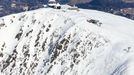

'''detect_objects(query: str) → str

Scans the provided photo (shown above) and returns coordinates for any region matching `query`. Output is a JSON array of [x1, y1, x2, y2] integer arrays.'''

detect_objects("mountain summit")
[[0, 0, 134, 20], [0, 6, 134, 75]]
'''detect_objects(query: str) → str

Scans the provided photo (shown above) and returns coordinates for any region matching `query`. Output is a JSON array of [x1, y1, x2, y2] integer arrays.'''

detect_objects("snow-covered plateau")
[[0, 6, 134, 75]]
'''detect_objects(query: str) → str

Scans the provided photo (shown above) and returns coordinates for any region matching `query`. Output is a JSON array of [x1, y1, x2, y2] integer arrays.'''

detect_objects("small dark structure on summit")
[[47, 0, 61, 9]]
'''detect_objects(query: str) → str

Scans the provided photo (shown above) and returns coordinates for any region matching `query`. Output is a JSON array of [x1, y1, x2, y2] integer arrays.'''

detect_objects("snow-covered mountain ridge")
[[0, 6, 134, 75]]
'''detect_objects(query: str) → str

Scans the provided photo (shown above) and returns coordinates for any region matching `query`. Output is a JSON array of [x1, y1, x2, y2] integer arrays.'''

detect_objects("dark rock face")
[[0, 9, 110, 75]]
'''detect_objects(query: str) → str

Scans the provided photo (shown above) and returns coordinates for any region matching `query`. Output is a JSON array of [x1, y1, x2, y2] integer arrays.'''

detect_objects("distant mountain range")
[[0, 0, 134, 20], [76, 0, 134, 20]]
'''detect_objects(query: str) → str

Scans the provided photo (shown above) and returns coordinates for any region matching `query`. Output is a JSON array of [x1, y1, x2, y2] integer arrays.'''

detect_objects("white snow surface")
[[0, 6, 134, 75]]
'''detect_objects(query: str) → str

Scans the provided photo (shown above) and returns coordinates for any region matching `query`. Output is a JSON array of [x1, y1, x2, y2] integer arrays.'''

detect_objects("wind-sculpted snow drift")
[[0, 6, 134, 75]]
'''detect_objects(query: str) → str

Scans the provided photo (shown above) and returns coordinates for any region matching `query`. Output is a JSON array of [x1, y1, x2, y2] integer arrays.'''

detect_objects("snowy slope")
[[0, 6, 134, 75]]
